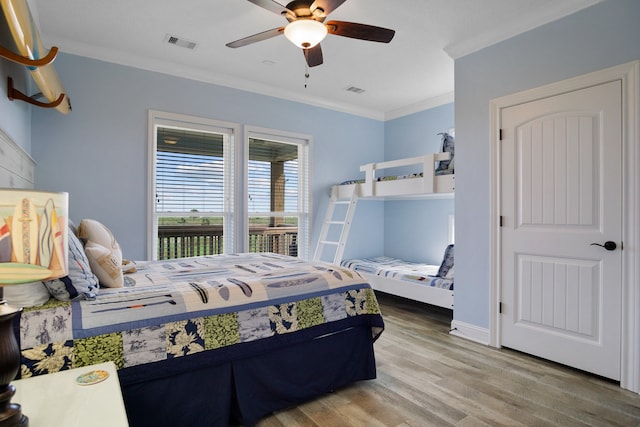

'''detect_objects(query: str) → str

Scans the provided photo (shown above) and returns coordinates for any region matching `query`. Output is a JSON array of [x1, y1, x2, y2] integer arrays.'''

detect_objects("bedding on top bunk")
[[18, 252, 384, 378], [339, 172, 424, 186], [339, 169, 453, 186]]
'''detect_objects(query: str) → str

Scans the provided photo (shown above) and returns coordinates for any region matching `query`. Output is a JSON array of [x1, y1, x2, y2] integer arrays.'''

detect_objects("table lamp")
[[0, 189, 68, 427]]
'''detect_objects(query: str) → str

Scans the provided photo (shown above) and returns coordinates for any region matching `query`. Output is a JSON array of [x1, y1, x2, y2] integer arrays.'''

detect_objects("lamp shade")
[[0, 189, 68, 284], [284, 20, 328, 49]]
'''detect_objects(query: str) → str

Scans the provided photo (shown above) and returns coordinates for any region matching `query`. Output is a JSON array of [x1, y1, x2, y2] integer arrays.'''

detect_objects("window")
[[148, 111, 238, 260], [244, 128, 311, 260], [148, 113, 311, 261]]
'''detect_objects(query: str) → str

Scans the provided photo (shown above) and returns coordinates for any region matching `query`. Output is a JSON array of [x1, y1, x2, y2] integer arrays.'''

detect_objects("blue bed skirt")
[[119, 324, 377, 426]]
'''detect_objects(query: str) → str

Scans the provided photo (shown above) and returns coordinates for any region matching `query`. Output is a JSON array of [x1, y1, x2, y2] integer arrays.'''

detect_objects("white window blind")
[[247, 139, 299, 216], [156, 129, 225, 213]]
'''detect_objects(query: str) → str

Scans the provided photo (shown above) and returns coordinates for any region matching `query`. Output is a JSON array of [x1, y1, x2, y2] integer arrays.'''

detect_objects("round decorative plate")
[[76, 369, 109, 386]]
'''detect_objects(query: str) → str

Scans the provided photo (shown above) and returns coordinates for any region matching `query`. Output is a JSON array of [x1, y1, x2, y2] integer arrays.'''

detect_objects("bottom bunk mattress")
[[341, 256, 453, 290], [17, 253, 384, 426]]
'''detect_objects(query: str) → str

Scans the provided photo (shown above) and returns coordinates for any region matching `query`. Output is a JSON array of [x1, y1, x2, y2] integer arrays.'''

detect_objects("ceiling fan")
[[226, 0, 395, 67]]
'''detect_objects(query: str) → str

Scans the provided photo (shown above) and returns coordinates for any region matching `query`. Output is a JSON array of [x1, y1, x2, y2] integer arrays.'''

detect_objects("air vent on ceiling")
[[164, 34, 197, 50], [345, 86, 365, 94]]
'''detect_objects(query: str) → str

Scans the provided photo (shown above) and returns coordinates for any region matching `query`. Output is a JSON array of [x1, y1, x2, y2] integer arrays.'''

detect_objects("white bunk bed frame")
[[357, 271, 454, 309], [317, 153, 454, 309], [335, 152, 454, 199]]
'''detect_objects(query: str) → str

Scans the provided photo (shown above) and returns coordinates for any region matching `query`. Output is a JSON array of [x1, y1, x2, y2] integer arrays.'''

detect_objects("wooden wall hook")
[[7, 76, 65, 109], [0, 44, 58, 67]]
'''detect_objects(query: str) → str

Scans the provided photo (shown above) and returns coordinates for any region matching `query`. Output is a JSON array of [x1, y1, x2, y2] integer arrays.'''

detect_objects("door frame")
[[489, 60, 640, 392]]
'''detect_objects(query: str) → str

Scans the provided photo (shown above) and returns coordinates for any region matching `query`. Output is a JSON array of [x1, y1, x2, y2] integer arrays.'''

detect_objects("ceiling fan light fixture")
[[284, 20, 327, 49]]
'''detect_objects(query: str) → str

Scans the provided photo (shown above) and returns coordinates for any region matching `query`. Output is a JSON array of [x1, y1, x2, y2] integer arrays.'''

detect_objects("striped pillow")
[[43, 228, 100, 301]]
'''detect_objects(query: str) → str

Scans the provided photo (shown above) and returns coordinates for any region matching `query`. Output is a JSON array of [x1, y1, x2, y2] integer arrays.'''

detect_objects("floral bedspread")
[[19, 253, 383, 378]]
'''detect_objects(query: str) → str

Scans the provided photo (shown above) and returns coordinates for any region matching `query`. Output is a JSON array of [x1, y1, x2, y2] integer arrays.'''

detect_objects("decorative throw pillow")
[[436, 244, 454, 278], [3, 282, 50, 307], [78, 219, 118, 248], [78, 219, 124, 288], [84, 241, 124, 287], [43, 228, 100, 301], [435, 132, 455, 175]]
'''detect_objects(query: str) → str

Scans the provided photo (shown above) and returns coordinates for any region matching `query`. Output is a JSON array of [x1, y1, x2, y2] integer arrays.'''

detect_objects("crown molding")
[[444, 0, 603, 59], [384, 92, 454, 121]]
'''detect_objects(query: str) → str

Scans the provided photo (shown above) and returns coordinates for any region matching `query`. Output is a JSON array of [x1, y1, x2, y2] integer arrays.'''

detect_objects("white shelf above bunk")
[[334, 153, 454, 200]]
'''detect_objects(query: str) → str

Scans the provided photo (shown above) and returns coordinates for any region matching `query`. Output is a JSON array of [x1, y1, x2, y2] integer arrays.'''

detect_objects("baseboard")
[[449, 320, 490, 345]]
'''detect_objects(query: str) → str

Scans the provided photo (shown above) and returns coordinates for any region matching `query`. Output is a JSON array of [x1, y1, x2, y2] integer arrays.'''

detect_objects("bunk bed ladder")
[[313, 185, 358, 265]]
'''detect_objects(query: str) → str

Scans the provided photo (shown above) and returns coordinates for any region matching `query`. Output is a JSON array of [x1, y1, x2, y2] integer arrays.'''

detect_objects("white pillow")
[[84, 241, 124, 288], [3, 282, 50, 308], [78, 219, 119, 248], [78, 219, 124, 288]]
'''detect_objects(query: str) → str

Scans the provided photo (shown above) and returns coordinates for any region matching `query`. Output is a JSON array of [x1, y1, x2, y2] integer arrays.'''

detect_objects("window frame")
[[147, 110, 240, 260], [242, 126, 312, 260]]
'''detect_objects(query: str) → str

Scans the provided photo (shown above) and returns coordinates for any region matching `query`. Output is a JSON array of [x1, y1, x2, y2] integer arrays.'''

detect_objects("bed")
[[341, 245, 454, 309], [16, 251, 384, 426]]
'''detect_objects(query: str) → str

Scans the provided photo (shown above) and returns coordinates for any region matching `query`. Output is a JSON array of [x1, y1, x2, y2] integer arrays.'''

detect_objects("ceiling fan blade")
[[246, 0, 292, 16], [226, 27, 285, 48], [303, 45, 323, 67], [310, 0, 347, 17], [326, 20, 395, 43]]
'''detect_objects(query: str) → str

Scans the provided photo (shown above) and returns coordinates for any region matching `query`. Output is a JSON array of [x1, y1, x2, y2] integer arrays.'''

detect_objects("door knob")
[[590, 241, 617, 251]]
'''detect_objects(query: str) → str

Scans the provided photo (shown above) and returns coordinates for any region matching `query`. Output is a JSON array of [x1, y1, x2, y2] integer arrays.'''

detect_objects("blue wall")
[[30, 53, 385, 260], [384, 105, 453, 160], [454, 0, 640, 328], [383, 104, 454, 264], [0, 46, 31, 153]]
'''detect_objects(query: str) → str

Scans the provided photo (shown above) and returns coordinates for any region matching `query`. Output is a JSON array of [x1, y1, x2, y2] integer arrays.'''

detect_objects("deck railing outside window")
[[157, 225, 298, 260]]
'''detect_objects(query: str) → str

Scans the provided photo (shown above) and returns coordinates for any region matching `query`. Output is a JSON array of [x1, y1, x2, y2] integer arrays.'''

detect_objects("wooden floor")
[[257, 292, 640, 427]]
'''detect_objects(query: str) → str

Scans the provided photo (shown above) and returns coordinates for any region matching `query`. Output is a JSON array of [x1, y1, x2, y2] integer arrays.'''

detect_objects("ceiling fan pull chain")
[[304, 63, 310, 88]]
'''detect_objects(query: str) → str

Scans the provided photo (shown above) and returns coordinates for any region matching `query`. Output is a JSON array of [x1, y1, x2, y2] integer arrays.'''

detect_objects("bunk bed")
[[319, 151, 455, 309]]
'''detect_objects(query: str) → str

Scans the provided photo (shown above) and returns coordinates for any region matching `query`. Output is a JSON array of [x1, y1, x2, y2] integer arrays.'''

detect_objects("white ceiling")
[[30, 0, 601, 120]]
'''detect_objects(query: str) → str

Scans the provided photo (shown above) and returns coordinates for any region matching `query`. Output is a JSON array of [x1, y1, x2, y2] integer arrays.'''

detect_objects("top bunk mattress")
[[340, 256, 453, 290]]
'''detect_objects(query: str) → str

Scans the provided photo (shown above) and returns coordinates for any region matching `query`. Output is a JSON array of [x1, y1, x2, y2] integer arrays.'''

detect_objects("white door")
[[500, 80, 622, 380]]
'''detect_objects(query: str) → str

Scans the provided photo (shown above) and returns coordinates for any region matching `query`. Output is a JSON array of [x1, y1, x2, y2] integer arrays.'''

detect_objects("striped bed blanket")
[[341, 256, 453, 290]]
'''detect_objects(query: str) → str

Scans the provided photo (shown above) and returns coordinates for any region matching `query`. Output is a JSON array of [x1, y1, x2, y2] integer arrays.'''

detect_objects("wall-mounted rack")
[[7, 76, 65, 109], [0, 43, 58, 67], [1, 0, 71, 114]]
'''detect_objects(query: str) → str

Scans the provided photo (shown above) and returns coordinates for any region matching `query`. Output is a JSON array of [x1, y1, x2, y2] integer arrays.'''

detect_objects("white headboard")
[[0, 128, 35, 189]]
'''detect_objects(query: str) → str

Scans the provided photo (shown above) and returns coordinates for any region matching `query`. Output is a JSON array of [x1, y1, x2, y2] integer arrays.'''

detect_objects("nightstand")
[[12, 361, 128, 426]]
